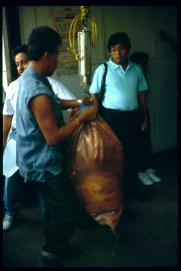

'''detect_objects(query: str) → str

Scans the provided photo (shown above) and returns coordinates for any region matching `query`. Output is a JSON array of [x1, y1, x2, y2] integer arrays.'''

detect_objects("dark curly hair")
[[12, 44, 28, 59], [27, 26, 62, 60], [107, 32, 131, 52]]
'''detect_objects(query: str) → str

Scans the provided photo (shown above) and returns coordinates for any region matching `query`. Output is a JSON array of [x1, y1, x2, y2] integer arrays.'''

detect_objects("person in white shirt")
[[130, 51, 161, 186], [3, 44, 87, 231], [3, 46, 29, 232]]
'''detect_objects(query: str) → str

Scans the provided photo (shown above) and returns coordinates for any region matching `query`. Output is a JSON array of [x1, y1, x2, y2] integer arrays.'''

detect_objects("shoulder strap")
[[99, 63, 108, 102]]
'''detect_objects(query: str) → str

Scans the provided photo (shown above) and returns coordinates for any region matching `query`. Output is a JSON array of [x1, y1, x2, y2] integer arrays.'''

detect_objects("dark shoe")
[[41, 249, 64, 267]]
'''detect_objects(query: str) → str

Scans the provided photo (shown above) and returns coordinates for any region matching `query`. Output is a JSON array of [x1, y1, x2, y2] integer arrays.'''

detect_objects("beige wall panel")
[[18, 5, 177, 152]]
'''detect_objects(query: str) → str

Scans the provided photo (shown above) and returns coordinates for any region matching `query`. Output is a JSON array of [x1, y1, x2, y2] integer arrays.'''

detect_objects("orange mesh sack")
[[67, 114, 124, 231]]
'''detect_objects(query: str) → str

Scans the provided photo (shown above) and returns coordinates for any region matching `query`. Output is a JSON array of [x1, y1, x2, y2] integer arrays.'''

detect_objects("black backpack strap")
[[99, 63, 108, 103]]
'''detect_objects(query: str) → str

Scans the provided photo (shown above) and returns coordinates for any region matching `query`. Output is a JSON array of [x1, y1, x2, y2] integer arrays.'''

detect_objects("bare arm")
[[60, 96, 92, 110], [138, 91, 148, 131], [3, 115, 13, 148], [30, 95, 95, 145], [60, 99, 80, 110], [90, 94, 99, 114]]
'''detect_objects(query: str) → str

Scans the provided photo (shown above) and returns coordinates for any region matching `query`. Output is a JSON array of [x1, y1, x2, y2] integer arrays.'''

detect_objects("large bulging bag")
[[67, 113, 124, 231]]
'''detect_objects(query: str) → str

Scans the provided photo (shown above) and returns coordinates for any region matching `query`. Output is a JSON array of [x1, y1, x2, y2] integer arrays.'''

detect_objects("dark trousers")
[[138, 110, 152, 171], [101, 107, 143, 189], [31, 172, 80, 255]]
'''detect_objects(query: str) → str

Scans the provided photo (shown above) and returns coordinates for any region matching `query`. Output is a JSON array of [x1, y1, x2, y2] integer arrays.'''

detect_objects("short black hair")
[[12, 44, 28, 59], [27, 26, 62, 61], [107, 32, 131, 52], [130, 51, 149, 65]]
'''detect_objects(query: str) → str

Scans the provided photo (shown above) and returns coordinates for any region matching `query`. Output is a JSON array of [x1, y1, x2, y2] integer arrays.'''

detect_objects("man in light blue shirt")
[[89, 32, 149, 198], [3, 42, 92, 232], [16, 26, 94, 267], [3, 45, 77, 232]]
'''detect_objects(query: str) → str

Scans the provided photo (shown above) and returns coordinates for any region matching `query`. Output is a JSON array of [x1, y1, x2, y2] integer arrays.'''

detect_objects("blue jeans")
[[3, 170, 45, 217], [3, 171, 25, 217]]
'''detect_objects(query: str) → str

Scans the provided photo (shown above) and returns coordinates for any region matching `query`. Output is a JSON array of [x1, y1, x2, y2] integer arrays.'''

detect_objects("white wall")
[[18, 5, 177, 153]]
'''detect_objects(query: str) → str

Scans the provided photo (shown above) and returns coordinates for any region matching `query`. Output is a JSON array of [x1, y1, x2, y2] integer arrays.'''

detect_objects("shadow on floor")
[[2, 148, 178, 267]]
